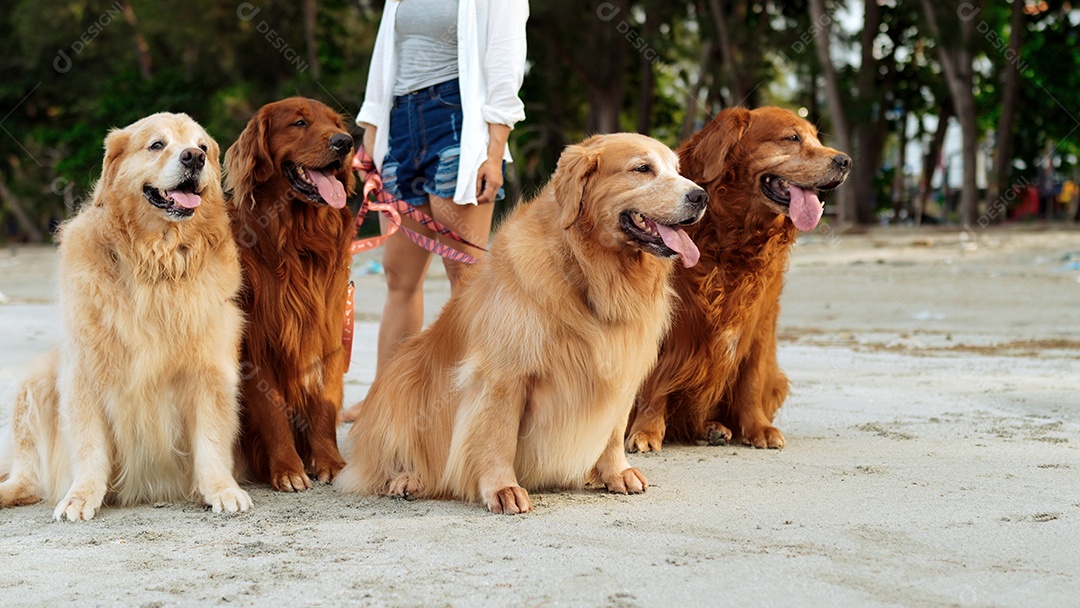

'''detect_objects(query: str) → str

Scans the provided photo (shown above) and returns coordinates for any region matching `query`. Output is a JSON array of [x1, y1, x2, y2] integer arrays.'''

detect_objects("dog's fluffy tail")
[[0, 372, 18, 480], [0, 352, 66, 505], [0, 419, 12, 480]]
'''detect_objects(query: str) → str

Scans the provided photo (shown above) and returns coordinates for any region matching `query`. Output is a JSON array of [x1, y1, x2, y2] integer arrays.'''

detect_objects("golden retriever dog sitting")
[[336, 133, 707, 514], [627, 106, 851, 452], [0, 113, 251, 520]]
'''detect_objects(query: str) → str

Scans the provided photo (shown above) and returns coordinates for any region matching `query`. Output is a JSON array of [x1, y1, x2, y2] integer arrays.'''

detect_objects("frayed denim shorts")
[[382, 78, 503, 206]]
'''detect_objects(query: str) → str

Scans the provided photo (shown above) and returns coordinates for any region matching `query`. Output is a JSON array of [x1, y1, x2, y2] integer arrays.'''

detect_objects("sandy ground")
[[0, 225, 1078, 607]]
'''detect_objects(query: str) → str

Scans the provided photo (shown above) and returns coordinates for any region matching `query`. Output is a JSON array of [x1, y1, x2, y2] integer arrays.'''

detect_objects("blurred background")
[[0, 0, 1077, 243]]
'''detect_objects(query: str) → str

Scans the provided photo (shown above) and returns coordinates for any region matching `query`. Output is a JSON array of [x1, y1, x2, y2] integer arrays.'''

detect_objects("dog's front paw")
[[626, 429, 664, 453], [206, 486, 253, 514], [311, 458, 345, 485], [742, 425, 786, 449], [271, 469, 313, 492], [604, 467, 648, 494], [485, 486, 532, 515], [704, 421, 733, 446], [54, 489, 104, 522], [387, 473, 422, 499]]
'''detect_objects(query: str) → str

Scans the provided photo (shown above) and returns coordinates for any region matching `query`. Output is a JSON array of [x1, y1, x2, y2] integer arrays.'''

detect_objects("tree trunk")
[[990, 0, 1024, 221], [586, 0, 628, 133], [920, 0, 980, 226], [916, 105, 952, 225], [849, 0, 883, 224], [707, 0, 746, 105], [680, 39, 715, 141], [852, 121, 886, 224], [892, 108, 909, 222], [0, 178, 46, 243], [636, 11, 657, 134], [120, 2, 153, 80], [808, 0, 855, 224], [588, 88, 623, 134], [304, 0, 321, 79]]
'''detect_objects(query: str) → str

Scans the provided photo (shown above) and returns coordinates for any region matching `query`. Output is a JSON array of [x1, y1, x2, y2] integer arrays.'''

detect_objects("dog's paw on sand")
[[626, 429, 664, 453], [704, 422, 733, 446], [387, 473, 422, 499], [54, 490, 104, 522], [205, 486, 252, 514], [742, 425, 786, 449], [271, 469, 313, 493], [486, 486, 531, 515], [603, 467, 648, 494], [310, 454, 346, 485]]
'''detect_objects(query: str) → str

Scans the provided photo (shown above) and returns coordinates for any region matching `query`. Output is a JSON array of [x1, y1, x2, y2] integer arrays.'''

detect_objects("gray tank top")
[[393, 0, 459, 96]]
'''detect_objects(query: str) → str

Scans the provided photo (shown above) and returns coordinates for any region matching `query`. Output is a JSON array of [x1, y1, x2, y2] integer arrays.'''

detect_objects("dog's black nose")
[[686, 188, 709, 210], [832, 154, 852, 172], [180, 147, 205, 171], [330, 133, 354, 156]]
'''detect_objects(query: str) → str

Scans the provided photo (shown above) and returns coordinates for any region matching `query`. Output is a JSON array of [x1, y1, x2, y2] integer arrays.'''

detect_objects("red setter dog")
[[224, 98, 355, 491], [627, 107, 850, 452]]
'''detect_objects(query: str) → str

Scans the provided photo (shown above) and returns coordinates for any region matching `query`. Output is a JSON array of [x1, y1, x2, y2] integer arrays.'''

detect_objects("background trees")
[[1, 0, 1077, 242]]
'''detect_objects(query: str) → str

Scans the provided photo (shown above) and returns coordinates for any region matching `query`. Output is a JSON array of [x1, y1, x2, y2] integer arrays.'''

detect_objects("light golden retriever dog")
[[336, 133, 707, 514], [0, 113, 251, 521]]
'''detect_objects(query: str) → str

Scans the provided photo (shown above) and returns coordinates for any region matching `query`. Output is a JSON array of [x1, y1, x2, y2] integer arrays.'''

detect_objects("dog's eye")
[[199, 144, 208, 152], [293, 119, 308, 127], [149, 141, 165, 151], [633, 164, 652, 174], [787, 134, 801, 143]]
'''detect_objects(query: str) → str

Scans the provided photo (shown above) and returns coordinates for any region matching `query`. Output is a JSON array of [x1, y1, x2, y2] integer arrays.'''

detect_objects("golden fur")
[[336, 133, 707, 513], [224, 98, 356, 492], [0, 113, 250, 520], [627, 106, 851, 452]]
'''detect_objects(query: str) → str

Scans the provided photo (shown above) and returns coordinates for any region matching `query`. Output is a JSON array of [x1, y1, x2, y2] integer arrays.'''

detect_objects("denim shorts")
[[382, 78, 503, 206]]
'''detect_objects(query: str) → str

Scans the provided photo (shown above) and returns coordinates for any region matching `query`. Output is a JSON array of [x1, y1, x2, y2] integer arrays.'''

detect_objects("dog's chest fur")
[[235, 200, 351, 397], [58, 210, 242, 505], [495, 252, 673, 489]]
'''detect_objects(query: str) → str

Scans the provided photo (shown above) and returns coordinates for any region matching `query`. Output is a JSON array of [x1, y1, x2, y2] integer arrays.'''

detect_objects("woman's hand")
[[476, 123, 511, 205], [475, 156, 504, 205], [358, 123, 377, 181]]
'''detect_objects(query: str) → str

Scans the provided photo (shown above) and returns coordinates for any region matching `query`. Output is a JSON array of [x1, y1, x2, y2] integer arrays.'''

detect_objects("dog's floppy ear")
[[340, 136, 357, 198], [93, 128, 130, 206], [224, 108, 274, 206], [201, 132, 225, 202], [553, 142, 600, 229], [680, 107, 751, 183]]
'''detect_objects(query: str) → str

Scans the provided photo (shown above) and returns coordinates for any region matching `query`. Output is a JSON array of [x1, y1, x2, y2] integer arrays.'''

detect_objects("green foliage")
[[1, 0, 1078, 240]]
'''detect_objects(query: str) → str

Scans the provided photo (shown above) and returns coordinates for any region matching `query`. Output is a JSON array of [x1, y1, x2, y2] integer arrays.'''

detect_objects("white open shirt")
[[356, 0, 529, 205]]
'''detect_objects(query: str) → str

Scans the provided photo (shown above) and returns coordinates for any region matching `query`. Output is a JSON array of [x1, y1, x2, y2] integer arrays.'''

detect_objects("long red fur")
[[628, 106, 850, 450], [224, 97, 356, 490]]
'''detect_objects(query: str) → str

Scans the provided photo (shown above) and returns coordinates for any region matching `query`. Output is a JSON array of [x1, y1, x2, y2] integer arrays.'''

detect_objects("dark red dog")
[[224, 97, 355, 491], [627, 107, 850, 452]]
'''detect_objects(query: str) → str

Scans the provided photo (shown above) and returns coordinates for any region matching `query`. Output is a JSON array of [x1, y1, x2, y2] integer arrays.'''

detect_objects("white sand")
[[0, 226, 1078, 607]]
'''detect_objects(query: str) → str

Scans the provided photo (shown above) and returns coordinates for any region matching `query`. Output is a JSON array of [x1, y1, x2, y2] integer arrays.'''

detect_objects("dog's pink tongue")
[[307, 169, 347, 209], [166, 190, 201, 209], [789, 185, 822, 232], [655, 223, 701, 268]]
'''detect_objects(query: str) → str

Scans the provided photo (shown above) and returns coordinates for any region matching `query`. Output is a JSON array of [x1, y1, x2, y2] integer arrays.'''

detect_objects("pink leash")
[[342, 147, 487, 371]]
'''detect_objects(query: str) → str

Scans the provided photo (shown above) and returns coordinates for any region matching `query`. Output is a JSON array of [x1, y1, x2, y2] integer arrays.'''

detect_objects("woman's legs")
[[429, 194, 494, 290], [340, 196, 495, 423], [340, 208, 434, 423], [375, 208, 435, 372]]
